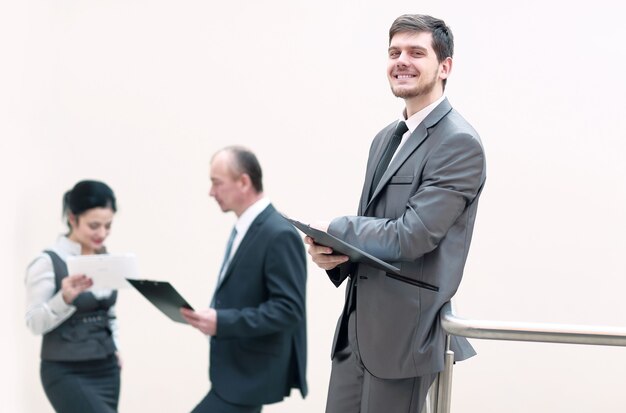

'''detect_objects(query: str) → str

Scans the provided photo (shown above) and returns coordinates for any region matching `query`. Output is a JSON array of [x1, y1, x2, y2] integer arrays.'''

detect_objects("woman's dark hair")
[[63, 180, 117, 228]]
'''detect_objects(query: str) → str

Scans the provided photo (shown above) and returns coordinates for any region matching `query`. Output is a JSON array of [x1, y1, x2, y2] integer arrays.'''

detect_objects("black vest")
[[41, 250, 118, 361]]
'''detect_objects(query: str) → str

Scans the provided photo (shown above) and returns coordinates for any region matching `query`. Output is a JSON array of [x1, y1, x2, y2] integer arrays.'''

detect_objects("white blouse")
[[25, 236, 120, 349]]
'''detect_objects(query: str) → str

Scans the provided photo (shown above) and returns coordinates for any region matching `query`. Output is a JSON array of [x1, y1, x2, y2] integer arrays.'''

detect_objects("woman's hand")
[[61, 274, 93, 304]]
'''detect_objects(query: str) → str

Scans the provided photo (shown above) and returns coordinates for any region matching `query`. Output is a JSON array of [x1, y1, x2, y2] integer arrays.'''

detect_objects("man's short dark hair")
[[223, 146, 264, 193], [389, 14, 454, 63]]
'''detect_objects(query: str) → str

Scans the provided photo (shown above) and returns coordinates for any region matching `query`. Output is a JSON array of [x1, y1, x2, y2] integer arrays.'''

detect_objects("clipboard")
[[285, 217, 401, 274], [127, 279, 193, 324]]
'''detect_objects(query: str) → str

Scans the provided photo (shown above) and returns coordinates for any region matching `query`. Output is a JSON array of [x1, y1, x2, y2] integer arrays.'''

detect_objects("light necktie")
[[218, 227, 237, 282], [369, 121, 409, 200]]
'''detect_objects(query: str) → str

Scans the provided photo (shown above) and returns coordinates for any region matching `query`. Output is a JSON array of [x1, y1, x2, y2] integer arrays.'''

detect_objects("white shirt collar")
[[235, 197, 271, 235], [389, 95, 447, 165], [220, 197, 271, 273], [403, 94, 446, 134], [55, 235, 83, 257]]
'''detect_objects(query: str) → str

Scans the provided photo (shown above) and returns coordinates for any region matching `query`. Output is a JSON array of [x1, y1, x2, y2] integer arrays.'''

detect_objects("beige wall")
[[3, 1, 626, 412]]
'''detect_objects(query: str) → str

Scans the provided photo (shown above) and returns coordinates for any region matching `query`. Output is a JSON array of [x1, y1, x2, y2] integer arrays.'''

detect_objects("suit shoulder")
[[373, 121, 398, 140], [367, 121, 399, 154], [263, 209, 301, 237], [441, 109, 481, 139], [427, 109, 483, 155]]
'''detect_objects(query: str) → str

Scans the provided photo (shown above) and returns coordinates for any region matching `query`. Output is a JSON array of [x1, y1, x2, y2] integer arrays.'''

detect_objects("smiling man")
[[306, 14, 487, 413]]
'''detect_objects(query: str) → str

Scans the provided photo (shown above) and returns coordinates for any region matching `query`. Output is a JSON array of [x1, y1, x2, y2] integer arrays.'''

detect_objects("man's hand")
[[180, 307, 217, 336], [304, 236, 349, 270], [61, 274, 93, 304]]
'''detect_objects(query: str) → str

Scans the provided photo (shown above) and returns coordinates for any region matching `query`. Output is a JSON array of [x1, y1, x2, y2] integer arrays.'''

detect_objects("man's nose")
[[396, 51, 409, 65]]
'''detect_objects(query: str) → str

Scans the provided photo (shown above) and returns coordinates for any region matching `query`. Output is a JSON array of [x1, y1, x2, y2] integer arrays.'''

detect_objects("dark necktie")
[[218, 227, 237, 282], [369, 121, 409, 200]]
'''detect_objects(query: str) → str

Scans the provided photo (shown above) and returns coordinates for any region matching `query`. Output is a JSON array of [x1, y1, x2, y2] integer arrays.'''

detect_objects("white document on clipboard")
[[66, 253, 138, 290]]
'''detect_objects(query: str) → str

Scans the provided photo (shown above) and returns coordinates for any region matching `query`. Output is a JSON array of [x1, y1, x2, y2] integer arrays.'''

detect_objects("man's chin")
[[391, 86, 418, 99]]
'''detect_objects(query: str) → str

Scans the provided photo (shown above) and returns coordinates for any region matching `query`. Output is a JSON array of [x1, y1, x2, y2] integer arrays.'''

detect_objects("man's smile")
[[394, 73, 417, 79]]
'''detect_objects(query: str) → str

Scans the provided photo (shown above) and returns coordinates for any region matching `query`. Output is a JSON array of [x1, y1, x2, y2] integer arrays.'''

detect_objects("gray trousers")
[[325, 311, 436, 413]]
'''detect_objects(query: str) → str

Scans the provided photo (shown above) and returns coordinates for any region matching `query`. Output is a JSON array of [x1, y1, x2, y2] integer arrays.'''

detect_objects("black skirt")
[[40, 354, 120, 413]]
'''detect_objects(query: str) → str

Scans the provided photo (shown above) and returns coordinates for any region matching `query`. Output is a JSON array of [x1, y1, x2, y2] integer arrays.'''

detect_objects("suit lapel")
[[215, 205, 274, 291], [365, 99, 453, 211]]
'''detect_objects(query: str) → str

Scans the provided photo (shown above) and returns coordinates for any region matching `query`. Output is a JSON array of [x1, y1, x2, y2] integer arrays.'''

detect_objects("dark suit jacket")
[[328, 99, 486, 379], [210, 204, 307, 406]]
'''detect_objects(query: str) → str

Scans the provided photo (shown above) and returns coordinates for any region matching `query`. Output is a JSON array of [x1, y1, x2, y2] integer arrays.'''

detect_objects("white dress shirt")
[[25, 236, 120, 348]]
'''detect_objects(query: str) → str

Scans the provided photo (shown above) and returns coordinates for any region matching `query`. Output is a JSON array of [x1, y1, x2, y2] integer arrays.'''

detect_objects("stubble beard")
[[390, 73, 438, 99]]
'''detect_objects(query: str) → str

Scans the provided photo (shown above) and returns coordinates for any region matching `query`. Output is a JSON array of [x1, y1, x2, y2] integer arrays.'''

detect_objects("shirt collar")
[[402, 95, 446, 134], [56, 235, 83, 256], [234, 197, 271, 235]]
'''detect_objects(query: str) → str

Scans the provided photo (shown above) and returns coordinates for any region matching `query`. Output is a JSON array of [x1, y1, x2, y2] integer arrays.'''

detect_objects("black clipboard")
[[127, 279, 193, 324], [285, 217, 401, 274]]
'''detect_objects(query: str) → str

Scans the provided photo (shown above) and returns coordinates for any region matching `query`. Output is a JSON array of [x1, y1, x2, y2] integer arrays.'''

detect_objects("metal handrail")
[[425, 302, 626, 413], [439, 302, 626, 346]]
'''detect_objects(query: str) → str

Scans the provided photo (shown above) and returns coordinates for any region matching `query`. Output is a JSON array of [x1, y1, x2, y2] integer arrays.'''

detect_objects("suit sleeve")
[[326, 262, 355, 287], [216, 229, 306, 338], [329, 132, 485, 262]]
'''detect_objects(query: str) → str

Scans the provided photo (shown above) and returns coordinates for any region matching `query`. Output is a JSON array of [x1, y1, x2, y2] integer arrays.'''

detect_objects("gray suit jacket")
[[327, 99, 486, 379]]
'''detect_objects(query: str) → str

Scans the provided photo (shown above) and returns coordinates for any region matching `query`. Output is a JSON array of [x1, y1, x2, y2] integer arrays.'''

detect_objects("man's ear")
[[239, 173, 253, 191], [439, 56, 453, 80]]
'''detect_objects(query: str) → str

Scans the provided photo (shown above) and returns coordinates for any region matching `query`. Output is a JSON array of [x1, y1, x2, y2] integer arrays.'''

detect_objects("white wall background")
[[2, 0, 626, 412]]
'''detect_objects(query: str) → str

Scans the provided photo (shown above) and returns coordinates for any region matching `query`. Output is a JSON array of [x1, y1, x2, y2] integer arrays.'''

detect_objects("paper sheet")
[[66, 253, 138, 290]]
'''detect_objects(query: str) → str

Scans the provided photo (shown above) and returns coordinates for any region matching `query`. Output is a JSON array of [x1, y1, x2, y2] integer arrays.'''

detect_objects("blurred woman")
[[25, 180, 121, 413]]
